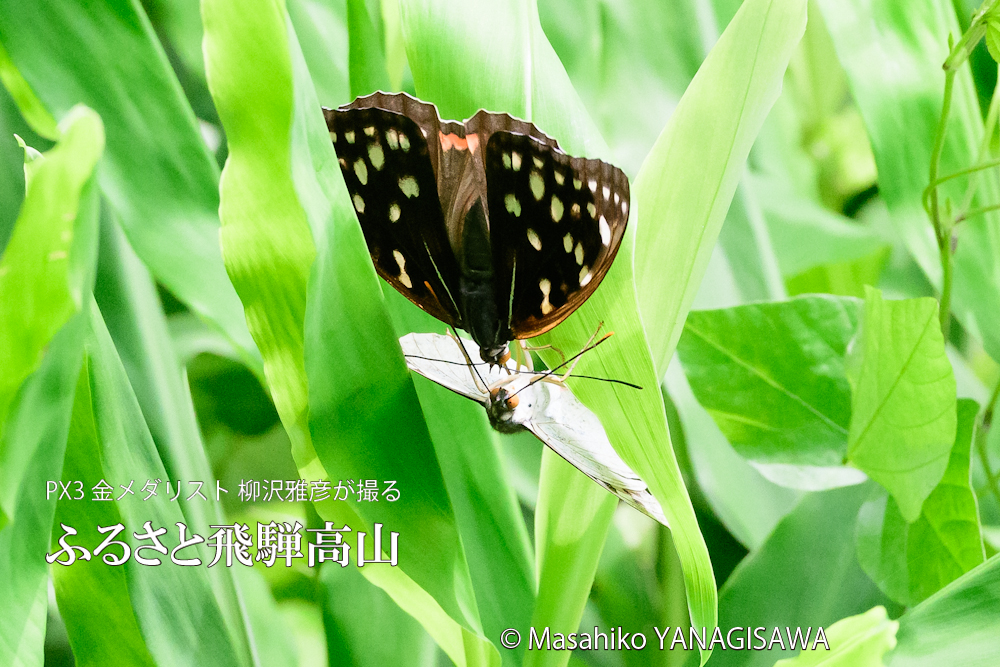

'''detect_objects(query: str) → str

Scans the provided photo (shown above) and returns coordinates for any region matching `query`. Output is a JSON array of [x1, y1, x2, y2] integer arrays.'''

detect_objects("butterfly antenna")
[[508, 331, 616, 399], [448, 326, 489, 393]]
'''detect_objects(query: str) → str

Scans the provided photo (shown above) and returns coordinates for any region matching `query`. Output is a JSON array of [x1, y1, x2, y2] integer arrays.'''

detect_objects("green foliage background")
[[1, 0, 999, 666]]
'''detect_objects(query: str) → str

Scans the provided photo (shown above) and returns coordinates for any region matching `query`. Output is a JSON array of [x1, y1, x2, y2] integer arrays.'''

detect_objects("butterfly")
[[324, 92, 630, 365], [399, 331, 667, 526]]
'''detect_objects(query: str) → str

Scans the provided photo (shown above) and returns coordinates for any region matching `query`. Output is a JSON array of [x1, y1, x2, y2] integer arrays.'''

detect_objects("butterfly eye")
[[505, 394, 519, 409]]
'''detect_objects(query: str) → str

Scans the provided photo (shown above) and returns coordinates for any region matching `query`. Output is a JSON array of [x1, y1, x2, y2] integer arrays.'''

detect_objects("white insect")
[[399, 332, 668, 526]]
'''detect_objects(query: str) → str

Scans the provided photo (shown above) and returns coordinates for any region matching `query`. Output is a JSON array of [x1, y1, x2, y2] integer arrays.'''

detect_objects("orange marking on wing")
[[439, 132, 471, 152], [466, 134, 480, 154]]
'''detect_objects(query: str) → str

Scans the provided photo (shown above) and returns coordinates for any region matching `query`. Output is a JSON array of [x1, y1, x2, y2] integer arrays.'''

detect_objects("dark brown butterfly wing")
[[483, 131, 629, 339]]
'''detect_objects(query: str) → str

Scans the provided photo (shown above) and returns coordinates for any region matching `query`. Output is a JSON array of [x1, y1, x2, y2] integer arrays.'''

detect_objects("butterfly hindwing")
[[483, 131, 630, 339], [325, 105, 464, 326]]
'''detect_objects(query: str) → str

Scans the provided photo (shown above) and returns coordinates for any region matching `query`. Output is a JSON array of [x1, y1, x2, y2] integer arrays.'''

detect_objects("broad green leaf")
[[634, 0, 807, 375], [678, 295, 859, 466], [347, 0, 391, 97], [0, 0, 261, 375], [886, 554, 1000, 666], [0, 107, 102, 516], [786, 247, 891, 299], [92, 218, 289, 666], [774, 606, 898, 667], [816, 0, 1000, 364], [538, 0, 704, 175], [288, 0, 351, 107], [202, 2, 494, 664], [855, 399, 985, 606], [524, 452, 616, 667], [52, 361, 157, 667], [322, 562, 436, 665], [0, 39, 57, 140], [716, 180, 788, 304], [847, 288, 957, 522], [714, 483, 893, 667], [664, 361, 802, 550], [73, 299, 239, 666], [0, 314, 86, 667]]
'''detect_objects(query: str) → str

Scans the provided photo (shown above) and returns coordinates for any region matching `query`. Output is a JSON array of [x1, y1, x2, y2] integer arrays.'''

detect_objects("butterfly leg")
[[521, 342, 566, 366], [447, 326, 489, 394], [509, 340, 534, 373], [558, 321, 607, 382]]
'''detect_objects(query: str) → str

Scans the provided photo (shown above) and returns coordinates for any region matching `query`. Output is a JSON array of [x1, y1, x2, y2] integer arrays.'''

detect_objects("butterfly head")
[[481, 345, 511, 366], [486, 385, 522, 433]]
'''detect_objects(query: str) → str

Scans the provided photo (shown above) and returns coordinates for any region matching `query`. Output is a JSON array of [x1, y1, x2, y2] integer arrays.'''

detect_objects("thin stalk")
[[928, 67, 957, 338], [976, 378, 1000, 508], [956, 201, 1000, 223]]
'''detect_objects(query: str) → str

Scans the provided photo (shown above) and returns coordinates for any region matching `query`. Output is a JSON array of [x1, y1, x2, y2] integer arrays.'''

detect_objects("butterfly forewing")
[[325, 105, 463, 326], [483, 131, 630, 339]]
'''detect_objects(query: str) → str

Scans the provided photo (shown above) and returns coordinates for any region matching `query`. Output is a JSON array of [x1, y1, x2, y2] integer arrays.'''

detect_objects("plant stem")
[[928, 67, 957, 339], [976, 378, 1000, 509]]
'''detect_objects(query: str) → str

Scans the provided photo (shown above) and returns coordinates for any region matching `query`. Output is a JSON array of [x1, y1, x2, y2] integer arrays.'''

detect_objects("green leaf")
[[886, 554, 1000, 665], [634, 0, 807, 374], [714, 484, 893, 667], [202, 2, 496, 664], [71, 299, 240, 666], [0, 313, 86, 667], [322, 562, 436, 665], [347, 0, 392, 96], [288, 0, 351, 107], [855, 399, 985, 606], [92, 218, 289, 666], [678, 295, 859, 466], [0, 106, 102, 511], [816, 0, 1000, 365], [987, 22, 1000, 64], [847, 288, 957, 522], [524, 452, 616, 667], [0, 0, 261, 374], [773, 606, 898, 667], [0, 39, 57, 140]]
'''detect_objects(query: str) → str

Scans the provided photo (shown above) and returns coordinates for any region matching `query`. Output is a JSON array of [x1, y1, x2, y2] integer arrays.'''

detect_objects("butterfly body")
[[400, 332, 667, 526], [325, 92, 630, 364]]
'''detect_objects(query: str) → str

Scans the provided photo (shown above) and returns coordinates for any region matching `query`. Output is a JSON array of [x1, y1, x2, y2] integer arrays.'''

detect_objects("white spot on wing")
[[574, 242, 584, 265], [539, 278, 553, 315], [505, 193, 522, 217], [563, 233, 573, 252], [389, 202, 401, 222], [399, 175, 419, 198], [353, 193, 365, 213], [354, 159, 368, 185], [599, 216, 611, 245], [511, 151, 522, 171], [329, 131, 337, 142], [386, 128, 399, 150], [588, 179, 597, 193], [571, 203, 580, 219], [554, 171, 565, 185], [573, 178, 582, 190], [503, 152, 512, 169], [368, 144, 385, 170], [529, 171, 545, 200], [579, 266, 592, 286], [532, 155, 544, 169], [602, 185, 610, 200], [393, 249, 413, 288], [364, 126, 376, 137], [345, 130, 356, 144], [587, 202, 597, 218], [527, 228, 542, 251], [550, 196, 564, 222], [399, 133, 411, 151]]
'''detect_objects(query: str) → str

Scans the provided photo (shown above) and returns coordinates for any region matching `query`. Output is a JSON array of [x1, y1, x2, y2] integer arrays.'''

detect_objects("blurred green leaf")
[[348, 0, 391, 97], [0, 313, 85, 667], [816, 0, 1000, 364], [847, 288, 956, 522], [678, 295, 859, 465], [0, 107, 102, 512], [0, 39, 57, 140], [0, 0, 262, 375], [526, 452, 616, 667], [786, 247, 891, 299], [322, 562, 436, 666], [202, 1, 495, 664], [93, 217, 290, 666], [773, 606, 898, 667], [714, 483, 892, 667], [289, 0, 351, 107], [855, 399, 985, 606], [634, 0, 807, 375], [75, 299, 240, 665], [886, 554, 1000, 665]]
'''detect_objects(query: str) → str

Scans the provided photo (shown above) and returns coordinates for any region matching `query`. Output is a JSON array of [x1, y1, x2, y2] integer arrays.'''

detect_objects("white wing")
[[399, 332, 668, 527], [399, 332, 503, 403], [514, 381, 669, 527]]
